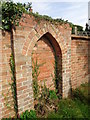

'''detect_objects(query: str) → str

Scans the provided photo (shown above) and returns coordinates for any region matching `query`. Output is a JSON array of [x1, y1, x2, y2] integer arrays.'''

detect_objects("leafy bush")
[[20, 110, 37, 119], [72, 88, 88, 104], [69, 23, 83, 34], [57, 99, 83, 118], [34, 83, 59, 117], [1, 1, 32, 31], [48, 83, 89, 119], [2, 83, 89, 119], [32, 58, 40, 100], [49, 90, 58, 100], [48, 98, 89, 119], [72, 83, 88, 104]]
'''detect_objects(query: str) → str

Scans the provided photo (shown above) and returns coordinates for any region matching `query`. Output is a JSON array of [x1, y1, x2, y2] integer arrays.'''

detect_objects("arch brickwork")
[[1, 14, 89, 118], [1, 14, 72, 117], [14, 14, 72, 114]]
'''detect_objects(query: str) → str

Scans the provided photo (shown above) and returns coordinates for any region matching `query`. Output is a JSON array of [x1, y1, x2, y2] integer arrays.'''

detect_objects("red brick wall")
[[1, 14, 89, 118], [14, 13, 71, 115], [71, 35, 89, 89], [32, 33, 62, 91], [32, 36, 55, 90], [0, 13, 74, 118], [1, 31, 15, 118], [0, 30, 2, 119]]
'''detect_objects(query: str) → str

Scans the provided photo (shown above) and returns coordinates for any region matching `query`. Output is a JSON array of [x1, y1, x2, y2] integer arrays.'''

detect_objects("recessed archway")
[[14, 15, 71, 114], [1, 14, 72, 117], [32, 32, 62, 94]]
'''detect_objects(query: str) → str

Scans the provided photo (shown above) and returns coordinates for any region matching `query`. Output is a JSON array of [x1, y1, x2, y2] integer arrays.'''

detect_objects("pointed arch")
[[31, 32, 62, 94]]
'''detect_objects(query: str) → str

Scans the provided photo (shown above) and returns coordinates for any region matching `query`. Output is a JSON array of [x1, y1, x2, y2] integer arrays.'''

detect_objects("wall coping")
[[71, 34, 90, 40]]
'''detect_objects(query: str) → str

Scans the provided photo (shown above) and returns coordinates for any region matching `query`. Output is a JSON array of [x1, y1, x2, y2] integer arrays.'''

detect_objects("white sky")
[[13, 0, 89, 29]]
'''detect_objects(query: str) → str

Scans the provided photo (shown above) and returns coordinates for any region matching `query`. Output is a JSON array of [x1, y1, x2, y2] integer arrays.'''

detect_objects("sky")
[[13, 0, 89, 29]]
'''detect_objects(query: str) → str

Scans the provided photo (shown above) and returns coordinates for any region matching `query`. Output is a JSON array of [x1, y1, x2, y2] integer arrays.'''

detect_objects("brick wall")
[[13, 14, 71, 115], [71, 35, 89, 89], [0, 14, 89, 119], [32, 33, 62, 92], [32, 36, 55, 90], [0, 30, 2, 119], [1, 31, 15, 118]]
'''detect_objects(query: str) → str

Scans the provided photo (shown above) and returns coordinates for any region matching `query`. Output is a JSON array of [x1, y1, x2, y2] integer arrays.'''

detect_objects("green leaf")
[[4, 25, 10, 30], [2, 1, 32, 31]]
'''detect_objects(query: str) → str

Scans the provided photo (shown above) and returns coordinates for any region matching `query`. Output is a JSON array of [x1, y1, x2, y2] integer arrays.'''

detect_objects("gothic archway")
[[32, 32, 62, 95]]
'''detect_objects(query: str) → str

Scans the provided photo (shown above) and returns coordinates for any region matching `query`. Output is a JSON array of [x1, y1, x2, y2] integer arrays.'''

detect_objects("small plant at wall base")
[[20, 110, 37, 119], [32, 58, 40, 100], [32, 57, 59, 117], [2, 88, 14, 110], [34, 82, 59, 117], [32, 56, 45, 100], [2, 83, 89, 119]]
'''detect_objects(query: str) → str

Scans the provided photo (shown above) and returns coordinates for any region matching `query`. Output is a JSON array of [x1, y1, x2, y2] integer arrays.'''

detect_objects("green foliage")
[[72, 88, 88, 104], [1, 0, 32, 31], [9, 54, 18, 116], [57, 99, 84, 118], [2, 53, 18, 117], [2, 118, 12, 120], [40, 82, 50, 101], [76, 25, 83, 32], [30, 12, 69, 25], [34, 82, 59, 117], [48, 83, 89, 119], [49, 90, 58, 100], [53, 55, 62, 96], [54, 56, 59, 92], [1, 0, 83, 34], [2, 82, 89, 119], [2, 88, 13, 110], [72, 83, 89, 104], [30, 12, 83, 34], [32, 56, 45, 100], [20, 110, 37, 119], [32, 58, 40, 100], [48, 99, 89, 119], [32, 56, 59, 117], [69, 22, 83, 34]]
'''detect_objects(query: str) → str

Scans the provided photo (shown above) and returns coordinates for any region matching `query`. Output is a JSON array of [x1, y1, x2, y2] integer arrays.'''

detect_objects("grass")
[[2, 82, 89, 119], [48, 82, 90, 119]]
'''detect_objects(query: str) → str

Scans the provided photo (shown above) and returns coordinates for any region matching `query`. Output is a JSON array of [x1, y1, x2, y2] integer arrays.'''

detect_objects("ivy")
[[29, 12, 69, 25], [1, 0, 32, 31], [9, 54, 18, 117], [69, 22, 83, 34], [1, 1, 32, 117], [29, 12, 83, 33], [0, 1, 83, 33]]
